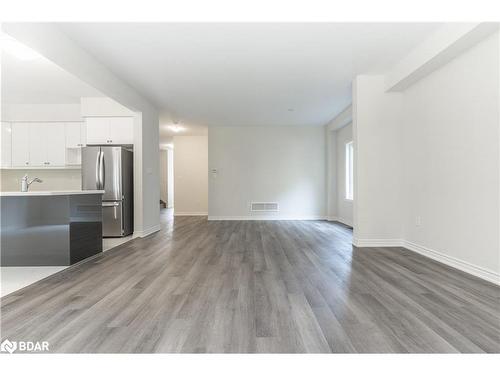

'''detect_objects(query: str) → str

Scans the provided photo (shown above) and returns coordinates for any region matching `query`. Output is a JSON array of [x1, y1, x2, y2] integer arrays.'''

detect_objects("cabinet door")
[[65, 122, 82, 148], [46, 123, 66, 166], [80, 122, 87, 147], [11, 123, 31, 167], [1, 122, 12, 167], [109, 117, 134, 145], [28, 123, 47, 167], [85, 117, 109, 144]]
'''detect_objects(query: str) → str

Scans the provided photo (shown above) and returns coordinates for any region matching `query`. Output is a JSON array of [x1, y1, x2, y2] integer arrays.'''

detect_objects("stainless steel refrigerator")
[[81, 146, 133, 237]]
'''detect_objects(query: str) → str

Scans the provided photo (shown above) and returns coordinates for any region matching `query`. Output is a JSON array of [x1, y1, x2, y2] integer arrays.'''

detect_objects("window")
[[345, 141, 353, 200]]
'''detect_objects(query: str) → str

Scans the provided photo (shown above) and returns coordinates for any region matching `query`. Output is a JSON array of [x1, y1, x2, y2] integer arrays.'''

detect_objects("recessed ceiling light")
[[168, 125, 185, 133], [1, 33, 43, 61]]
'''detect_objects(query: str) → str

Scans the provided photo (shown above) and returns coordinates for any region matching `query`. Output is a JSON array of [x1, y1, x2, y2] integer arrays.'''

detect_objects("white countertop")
[[0, 190, 105, 197]]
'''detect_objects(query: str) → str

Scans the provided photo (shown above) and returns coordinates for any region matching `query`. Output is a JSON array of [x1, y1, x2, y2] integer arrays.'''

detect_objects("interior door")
[[101, 146, 122, 201], [45, 123, 66, 166]]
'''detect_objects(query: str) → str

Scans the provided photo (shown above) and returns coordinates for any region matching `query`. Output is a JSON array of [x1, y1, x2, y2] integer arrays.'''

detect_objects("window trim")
[[345, 141, 353, 201]]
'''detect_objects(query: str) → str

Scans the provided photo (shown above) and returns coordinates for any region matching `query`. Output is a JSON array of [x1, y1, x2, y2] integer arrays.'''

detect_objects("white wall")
[[173, 136, 208, 215], [352, 75, 403, 243], [352, 31, 500, 283], [80, 97, 134, 117], [400, 31, 499, 277], [335, 123, 353, 226], [208, 126, 326, 219], [1, 103, 82, 122]]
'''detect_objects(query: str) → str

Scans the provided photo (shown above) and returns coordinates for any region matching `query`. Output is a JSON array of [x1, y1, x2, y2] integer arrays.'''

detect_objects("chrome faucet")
[[21, 175, 43, 192]]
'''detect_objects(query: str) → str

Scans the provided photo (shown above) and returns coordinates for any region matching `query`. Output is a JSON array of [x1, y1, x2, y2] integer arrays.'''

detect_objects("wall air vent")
[[250, 202, 279, 212]]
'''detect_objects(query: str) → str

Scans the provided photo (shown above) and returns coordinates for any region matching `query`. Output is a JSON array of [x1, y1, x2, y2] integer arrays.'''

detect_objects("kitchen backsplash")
[[0, 169, 82, 191]]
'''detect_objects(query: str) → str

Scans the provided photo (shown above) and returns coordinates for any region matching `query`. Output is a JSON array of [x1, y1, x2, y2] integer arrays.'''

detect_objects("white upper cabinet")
[[10, 122, 66, 168], [65, 122, 85, 165], [28, 124, 47, 167], [108, 117, 134, 145], [1, 122, 12, 167], [85, 117, 134, 145], [85, 117, 109, 145], [11, 123, 30, 167], [45, 123, 66, 166], [65, 122, 86, 148], [4, 118, 133, 169]]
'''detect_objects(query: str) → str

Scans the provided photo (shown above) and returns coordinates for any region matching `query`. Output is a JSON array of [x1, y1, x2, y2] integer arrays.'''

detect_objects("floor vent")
[[250, 202, 279, 212]]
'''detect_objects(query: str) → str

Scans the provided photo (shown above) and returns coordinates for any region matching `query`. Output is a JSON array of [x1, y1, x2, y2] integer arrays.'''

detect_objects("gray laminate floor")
[[1, 210, 499, 353]]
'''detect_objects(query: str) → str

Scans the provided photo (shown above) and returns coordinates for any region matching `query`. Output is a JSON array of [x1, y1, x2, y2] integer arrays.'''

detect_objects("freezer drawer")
[[102, 201, 124, 237]]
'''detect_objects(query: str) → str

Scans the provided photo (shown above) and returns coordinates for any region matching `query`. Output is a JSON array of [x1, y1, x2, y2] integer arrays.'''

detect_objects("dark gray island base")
[[1, 191, 104, 266]]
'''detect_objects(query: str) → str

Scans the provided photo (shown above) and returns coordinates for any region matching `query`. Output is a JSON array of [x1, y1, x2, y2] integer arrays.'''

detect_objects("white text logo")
[[0, 339, 49, 354]]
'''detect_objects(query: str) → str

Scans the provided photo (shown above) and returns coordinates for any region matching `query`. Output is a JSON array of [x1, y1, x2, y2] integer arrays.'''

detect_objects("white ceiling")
[[1, 50, 103, 104], [58, 23, 441, 128]]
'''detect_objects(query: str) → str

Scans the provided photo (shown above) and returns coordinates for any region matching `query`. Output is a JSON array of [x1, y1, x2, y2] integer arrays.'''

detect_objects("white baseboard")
[[352, 238, 404, 247], [353, 237, 500, 285], [133, 224, 161, 238], [207, 215, 327, 221], [327, 216, 353, 227], [174, 212, 208, 216], [403, 240, 500, 286]]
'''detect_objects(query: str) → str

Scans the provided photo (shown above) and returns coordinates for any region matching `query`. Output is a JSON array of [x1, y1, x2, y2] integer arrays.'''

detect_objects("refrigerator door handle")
[[99, 151, 105, 190], [95, 150, 101, 190], [102, 202, 120, 207]]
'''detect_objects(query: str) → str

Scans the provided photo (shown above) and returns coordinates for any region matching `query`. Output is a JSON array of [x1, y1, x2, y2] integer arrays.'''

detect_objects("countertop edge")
[[0, 190, 105, 197]]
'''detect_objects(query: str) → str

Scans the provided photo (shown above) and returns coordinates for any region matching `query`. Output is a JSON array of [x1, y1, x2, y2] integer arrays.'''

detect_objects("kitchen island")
[[1, 191, 104, 266]]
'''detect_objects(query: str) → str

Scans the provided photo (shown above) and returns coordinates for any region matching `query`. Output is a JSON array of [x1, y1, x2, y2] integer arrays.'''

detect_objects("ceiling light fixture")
[[168, 125, 185, 133], [0, 32, 43, 61]]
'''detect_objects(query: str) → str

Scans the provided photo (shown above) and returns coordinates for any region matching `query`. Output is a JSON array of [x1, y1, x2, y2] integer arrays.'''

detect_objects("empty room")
[[0, 2, 499, 372]]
